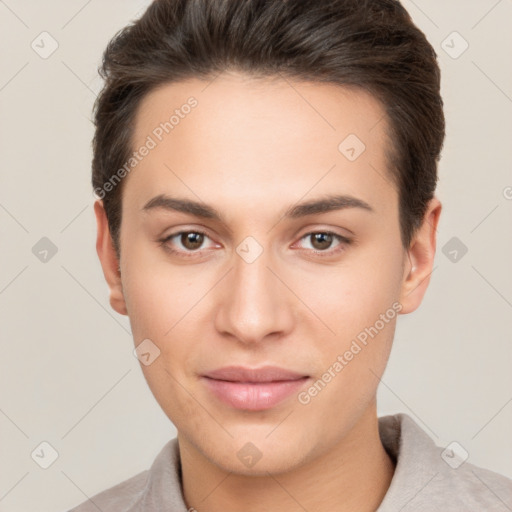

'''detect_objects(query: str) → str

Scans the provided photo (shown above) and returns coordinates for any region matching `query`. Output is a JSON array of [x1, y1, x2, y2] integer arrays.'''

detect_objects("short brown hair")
[[92, 0, 445, 257]]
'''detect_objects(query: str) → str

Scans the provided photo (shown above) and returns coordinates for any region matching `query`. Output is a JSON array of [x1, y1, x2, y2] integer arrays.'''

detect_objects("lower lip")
[[202, 377, 310, 411]]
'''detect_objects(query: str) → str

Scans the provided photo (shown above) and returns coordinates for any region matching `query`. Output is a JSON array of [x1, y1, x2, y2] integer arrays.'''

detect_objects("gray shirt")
[[68, 413, 512, 511]]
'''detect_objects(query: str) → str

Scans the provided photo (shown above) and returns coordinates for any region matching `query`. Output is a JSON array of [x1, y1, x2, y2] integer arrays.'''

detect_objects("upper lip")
[[203, 366, 309, 383]]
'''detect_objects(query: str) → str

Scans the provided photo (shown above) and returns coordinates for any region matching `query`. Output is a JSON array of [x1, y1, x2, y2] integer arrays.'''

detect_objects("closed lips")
[[203, 365, 309, 383]]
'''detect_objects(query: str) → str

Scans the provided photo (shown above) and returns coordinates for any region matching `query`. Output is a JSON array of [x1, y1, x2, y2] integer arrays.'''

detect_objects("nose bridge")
[[214, 239, 293, 344]]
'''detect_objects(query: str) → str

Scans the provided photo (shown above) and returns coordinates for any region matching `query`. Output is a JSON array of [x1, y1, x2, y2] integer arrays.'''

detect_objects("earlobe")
[[398, 197, 442, 314], [94, 200, 128, 316]]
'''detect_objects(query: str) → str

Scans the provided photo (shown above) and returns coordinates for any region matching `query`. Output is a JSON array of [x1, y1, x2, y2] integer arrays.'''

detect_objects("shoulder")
[[66, 438, 181, 512], [67, 469, 149, 512], [378, 413, 512, 511]]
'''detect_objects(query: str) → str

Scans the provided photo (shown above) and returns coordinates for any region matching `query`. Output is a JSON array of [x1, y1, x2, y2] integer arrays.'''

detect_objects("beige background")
[[1, 1, 511, 510]]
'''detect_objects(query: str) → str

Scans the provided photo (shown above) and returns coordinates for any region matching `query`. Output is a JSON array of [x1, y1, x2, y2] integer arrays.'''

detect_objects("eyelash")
[[158, 229, 352, 259]]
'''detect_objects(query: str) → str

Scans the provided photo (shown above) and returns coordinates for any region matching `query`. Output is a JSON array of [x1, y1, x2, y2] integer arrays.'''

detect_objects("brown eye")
[[180, 232, 204, 250], [310, 233, 334, 250], [295, 231, 352, 258], [159, 229, 217, 258]]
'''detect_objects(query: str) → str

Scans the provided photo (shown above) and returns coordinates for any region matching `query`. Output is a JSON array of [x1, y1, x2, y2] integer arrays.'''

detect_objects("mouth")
[[201, 366, 311, 411]]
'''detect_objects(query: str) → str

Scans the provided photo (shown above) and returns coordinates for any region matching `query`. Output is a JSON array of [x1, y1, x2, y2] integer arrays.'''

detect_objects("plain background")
[[0, 1, 511, 510]]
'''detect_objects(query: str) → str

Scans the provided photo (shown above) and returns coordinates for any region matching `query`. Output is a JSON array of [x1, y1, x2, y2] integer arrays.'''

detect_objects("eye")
[[295, 231, 352, 257], [158, 229, 352, 259], [159, 229, 217, 257]]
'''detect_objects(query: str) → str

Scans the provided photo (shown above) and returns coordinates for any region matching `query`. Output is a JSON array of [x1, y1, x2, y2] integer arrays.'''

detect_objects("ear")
[[398, 197, 442, 314], [94, 200, 128, 316]]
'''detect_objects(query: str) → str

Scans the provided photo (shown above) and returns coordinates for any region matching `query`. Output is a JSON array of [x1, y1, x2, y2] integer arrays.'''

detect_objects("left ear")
[[398, 196, 442, 314]]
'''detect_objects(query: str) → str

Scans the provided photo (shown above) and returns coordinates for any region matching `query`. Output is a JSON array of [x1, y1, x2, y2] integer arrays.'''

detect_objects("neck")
[[179, 402, 395, 512]]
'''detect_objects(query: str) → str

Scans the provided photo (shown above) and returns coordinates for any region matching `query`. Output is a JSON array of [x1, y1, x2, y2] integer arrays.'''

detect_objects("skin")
[[95, 72, 441, 512]]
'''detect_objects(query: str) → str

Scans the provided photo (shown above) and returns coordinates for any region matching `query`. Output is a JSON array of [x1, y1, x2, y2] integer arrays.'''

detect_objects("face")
[[95, 72, 439, 475]]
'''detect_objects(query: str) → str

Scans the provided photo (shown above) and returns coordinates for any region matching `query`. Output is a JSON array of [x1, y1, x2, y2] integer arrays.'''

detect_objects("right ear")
[[94, 200, 128, 316]]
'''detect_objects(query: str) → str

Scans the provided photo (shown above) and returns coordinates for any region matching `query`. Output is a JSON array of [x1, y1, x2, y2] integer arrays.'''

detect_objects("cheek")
[[122, 248, 200, 338], [298, 284, 397, 426], [294, 238, 402, 398], [139, 353, 207, 435], [122, 256, 208, 428], [299, 246, 403, 334], [122, 251, 213, 384]]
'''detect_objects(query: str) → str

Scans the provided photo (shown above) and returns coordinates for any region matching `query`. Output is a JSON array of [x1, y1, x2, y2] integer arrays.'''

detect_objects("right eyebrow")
[[142, 194, 223, 220]]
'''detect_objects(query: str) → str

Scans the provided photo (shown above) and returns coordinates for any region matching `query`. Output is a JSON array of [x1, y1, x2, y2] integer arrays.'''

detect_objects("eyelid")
[[159, 228, 218, 254], [292, 231, 352, 257], [159, 227, 352, 258]]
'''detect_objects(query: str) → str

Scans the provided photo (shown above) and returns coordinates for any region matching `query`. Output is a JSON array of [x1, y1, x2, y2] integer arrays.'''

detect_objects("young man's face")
[[96, 72, 440, 475]]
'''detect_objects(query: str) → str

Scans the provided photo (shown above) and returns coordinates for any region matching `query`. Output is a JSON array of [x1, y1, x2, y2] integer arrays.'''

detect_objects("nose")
[[213, 242, 295, 346]]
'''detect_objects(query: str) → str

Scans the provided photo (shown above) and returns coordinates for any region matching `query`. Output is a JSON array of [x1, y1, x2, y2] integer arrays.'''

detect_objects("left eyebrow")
[[284, 194, 374, 218], [141, 193, 374, 221]]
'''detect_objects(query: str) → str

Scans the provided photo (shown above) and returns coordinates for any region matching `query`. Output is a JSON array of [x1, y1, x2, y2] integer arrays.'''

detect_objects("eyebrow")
[[142, 193, 374, 222]]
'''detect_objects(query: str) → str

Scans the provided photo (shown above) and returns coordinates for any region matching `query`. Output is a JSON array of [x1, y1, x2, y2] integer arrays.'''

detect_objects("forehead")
[[126, 72, 397, 220]]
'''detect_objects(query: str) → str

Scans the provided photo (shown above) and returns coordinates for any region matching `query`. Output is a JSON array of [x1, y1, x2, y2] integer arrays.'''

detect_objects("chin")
[[205, 438, 310, 477]]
